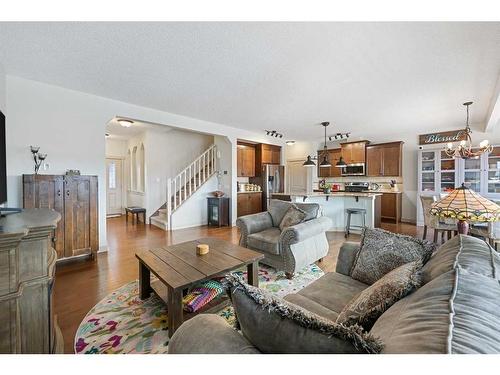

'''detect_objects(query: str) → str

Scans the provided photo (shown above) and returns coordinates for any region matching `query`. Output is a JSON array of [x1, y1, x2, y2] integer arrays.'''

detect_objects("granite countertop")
[[272, 192, 382, 198]]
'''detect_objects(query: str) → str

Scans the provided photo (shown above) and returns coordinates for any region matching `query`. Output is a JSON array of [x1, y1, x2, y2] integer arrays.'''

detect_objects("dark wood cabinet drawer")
[[237, 192, 262, 217]]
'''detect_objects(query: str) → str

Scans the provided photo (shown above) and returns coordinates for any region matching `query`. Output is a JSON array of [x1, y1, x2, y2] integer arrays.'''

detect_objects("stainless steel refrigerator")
[[250, 164, 285, 211]]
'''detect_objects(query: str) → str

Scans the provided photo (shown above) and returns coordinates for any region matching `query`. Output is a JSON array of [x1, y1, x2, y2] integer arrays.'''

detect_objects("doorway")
[[287, 160, 309, 194], [106, 158, 124, 216]]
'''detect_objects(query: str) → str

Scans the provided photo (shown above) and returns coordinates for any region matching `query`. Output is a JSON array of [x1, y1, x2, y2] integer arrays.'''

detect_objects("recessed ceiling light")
[[286, 140, 296, 146], [118, 119, 133, 127]]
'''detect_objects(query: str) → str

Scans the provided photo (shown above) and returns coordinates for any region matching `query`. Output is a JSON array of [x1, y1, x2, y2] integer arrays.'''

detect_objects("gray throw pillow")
[[295, 202, 320, 221], [224, 274, 383, 354], [337, 260, 422, 330], [350, 228, 435, 285], [279, 205, 307, 231]]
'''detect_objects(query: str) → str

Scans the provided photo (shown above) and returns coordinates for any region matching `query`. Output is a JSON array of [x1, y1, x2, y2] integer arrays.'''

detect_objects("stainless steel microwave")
[[341, 163, 365, 176]]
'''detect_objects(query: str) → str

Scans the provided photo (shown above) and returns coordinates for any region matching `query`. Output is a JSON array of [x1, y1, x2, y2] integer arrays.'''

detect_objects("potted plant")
[[323, 182, 332, 194]]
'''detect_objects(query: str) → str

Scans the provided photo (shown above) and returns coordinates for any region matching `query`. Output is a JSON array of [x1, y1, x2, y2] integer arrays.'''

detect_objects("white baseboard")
[[98, 245, 108, 253]]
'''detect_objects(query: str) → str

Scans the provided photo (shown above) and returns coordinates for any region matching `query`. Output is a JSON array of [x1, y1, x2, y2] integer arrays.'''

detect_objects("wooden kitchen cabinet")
[[341, 141, 368, 164], [366, 141, 403, 177], [237, 143, 256, 177], [237, 192, 263, 217], [258, 143, 281, 164], [381, 192, 402, 222], [317, 149, 341, 177], [255, 143, 281, 176]]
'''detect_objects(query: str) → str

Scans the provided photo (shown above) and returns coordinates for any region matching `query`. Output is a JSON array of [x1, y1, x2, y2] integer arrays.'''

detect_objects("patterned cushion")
[[294, 203, 321, 221], [224, 274, 383, 354], [337, 261, 422, 330], [268, 200, 294, 227], [350, 228, 435, 285], [279, 205, 307, 231]]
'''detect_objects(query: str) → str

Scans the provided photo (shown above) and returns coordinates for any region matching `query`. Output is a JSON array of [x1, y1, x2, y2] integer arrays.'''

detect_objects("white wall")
[[144, 128, 214, 221], [5, 76, 277, 250], [105, 138, 128, 158], [171, 176, 218, 229]]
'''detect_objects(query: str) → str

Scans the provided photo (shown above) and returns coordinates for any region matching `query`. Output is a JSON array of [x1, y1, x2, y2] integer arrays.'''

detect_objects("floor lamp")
[[430, 184, 500, 235]]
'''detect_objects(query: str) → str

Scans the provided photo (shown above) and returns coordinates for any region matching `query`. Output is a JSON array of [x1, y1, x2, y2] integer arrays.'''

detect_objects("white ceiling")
[[0, 22, 499, 141], [106, 117, 172, 140]]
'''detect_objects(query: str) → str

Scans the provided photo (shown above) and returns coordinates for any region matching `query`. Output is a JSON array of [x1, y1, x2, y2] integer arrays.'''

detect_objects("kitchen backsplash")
[[315, 175, 404, 191]]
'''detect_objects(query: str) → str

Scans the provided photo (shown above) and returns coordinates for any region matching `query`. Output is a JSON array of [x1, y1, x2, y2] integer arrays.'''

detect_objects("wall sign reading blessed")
[[419, 130, 467, 145]]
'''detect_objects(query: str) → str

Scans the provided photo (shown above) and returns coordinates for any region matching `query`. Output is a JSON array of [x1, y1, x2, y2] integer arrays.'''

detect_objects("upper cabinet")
[[237, 143, 256, 177], [255, 143, 281, 175], [259, 143, 281, 164], [318, 149, 342, 177], [366, 141, 404, 177], [341, 141, 368, 164]]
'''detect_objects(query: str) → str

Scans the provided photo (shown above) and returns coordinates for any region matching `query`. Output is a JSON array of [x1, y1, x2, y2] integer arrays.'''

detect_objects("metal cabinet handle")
[[57, 190, 61, 197], [66, 190, 70, 197]]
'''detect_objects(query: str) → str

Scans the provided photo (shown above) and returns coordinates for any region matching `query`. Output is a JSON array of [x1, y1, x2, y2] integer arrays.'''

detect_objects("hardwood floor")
[[53, 216, 425, 353]]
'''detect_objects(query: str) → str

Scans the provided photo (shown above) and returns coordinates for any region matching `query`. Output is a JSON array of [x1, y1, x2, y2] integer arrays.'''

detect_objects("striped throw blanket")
[[182, 280, 225, 313]]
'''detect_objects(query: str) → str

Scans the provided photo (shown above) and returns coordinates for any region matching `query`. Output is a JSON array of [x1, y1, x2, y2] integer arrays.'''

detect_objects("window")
[[138, 143, 145, 192], [108, 161, 116, 189], [126, 149, 131, 189], [131, 146, 137, 191]]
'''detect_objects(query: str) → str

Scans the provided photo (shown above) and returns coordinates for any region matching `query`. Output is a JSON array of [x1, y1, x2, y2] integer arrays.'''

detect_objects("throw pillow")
[[294, 202, 321, 221], [224, 273, 383, 354], [350, 228, 435, 285], [279, 205, 307, 231], [337, 260, 422, 330]]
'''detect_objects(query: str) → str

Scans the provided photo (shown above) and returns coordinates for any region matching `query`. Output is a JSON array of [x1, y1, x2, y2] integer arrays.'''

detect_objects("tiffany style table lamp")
[[430, 184, 500, 235]]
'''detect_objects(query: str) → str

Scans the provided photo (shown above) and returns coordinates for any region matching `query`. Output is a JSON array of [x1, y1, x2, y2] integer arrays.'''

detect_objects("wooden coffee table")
[[135, 237, 264, 337]]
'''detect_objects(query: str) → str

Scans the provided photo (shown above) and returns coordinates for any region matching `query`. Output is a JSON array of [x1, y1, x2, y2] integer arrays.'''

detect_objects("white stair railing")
[[166, 144, 217, 230]]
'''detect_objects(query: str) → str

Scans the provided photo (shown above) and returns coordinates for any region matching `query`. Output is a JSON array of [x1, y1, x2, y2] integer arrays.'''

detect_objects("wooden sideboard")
[[23, 174, 98, 260], [0, 209, 63, 353]]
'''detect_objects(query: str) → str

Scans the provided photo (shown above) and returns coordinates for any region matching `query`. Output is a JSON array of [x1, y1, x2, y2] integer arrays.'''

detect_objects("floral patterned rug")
[[74, 263, 324, 354]]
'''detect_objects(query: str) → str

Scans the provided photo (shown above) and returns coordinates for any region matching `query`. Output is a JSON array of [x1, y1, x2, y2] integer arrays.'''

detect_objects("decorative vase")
[[457, 220, 469, 235], [323, 187, 331, 194]]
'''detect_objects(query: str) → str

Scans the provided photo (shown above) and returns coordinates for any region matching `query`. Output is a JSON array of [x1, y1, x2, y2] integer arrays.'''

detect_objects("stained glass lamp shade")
[[430, 183, 500, 235]]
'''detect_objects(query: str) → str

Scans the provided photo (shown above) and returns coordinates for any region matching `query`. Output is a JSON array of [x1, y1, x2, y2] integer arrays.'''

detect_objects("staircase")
[[150, 144, 217, 230]]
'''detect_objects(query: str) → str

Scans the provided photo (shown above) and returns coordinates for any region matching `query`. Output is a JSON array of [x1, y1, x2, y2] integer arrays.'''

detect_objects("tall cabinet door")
[[23, 175, 65, 258], [64, 175, 98, 258], [419, 151, 437, 193], [484, 146, 500, 199]]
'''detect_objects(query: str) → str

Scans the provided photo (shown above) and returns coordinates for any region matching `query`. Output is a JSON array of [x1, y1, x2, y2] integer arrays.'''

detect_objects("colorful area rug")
[[74, 264, 324, 354]]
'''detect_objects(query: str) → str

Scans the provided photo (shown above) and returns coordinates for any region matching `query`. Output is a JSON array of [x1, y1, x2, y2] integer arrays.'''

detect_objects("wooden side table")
[[207, 197, 230, 227]]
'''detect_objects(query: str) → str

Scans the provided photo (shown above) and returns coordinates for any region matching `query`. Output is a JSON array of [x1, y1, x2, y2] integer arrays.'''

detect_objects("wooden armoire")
[[23, 174, 98, 260]]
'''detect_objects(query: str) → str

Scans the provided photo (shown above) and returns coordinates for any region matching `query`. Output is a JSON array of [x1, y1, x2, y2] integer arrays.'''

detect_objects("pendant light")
[[303, 155, 316, 167], [444, 102, 493, 159], [319, 122, 332, 168], [335, 156, 347, 168]]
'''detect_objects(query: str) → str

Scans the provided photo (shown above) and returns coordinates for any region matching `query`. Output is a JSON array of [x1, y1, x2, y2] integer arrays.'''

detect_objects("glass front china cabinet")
[[417, 145, 500, 225]]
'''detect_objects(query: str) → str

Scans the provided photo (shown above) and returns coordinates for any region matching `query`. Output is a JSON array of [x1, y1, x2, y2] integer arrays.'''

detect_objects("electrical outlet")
[[43, 163, 50, 170]]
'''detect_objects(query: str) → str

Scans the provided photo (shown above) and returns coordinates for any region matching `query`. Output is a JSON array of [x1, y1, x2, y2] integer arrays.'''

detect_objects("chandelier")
[[444, 102, 492, 159]]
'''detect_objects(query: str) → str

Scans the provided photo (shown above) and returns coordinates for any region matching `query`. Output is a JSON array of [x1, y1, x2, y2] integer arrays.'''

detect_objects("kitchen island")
[[271, 192, 382, 232]]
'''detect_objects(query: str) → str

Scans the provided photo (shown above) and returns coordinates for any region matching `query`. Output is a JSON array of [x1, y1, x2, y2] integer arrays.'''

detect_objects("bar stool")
[[345, 208, 367, 238]]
